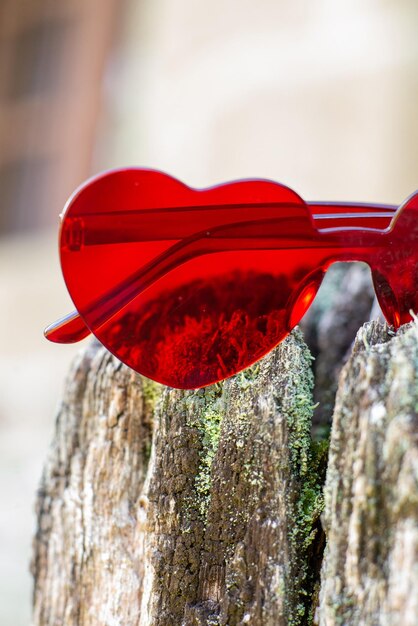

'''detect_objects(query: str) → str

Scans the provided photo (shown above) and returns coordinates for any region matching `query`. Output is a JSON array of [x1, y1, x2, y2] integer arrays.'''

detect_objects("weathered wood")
[[32, 320, 418, 625], [300, 262, 375, 433], [318, 321, 418, 626], [31, 342, 155, 624], [32, 331, 325, 625]]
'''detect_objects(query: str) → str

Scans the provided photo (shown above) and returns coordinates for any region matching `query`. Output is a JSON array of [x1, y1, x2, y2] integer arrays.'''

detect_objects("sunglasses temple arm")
[[65, 201, 398, 248], [44, 310, 91, 343], [48, 208, 397, 345]]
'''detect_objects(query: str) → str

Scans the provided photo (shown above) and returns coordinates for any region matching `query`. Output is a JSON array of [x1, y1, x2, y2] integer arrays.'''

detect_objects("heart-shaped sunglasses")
[[45, 168, 418, 389]]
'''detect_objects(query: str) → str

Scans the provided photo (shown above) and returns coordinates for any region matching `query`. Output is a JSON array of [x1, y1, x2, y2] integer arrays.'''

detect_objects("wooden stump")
[[31, 321, 418, 625], [319, 322, 418, 625]]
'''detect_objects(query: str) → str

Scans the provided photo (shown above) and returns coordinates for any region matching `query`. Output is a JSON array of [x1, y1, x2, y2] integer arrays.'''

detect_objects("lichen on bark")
[[183, 383, 225, 520]]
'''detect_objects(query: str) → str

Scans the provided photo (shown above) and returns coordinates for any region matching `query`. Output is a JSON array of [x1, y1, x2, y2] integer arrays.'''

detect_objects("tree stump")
[[319, 321, 418, 625], [31, 320, 418, 625]]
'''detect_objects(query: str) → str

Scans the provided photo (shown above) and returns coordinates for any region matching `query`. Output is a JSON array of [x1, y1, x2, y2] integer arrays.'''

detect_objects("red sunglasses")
[[45, 168, 418, 389]]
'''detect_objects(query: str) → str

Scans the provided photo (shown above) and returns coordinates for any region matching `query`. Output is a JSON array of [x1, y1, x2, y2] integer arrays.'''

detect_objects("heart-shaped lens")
[[60, 169, 324, 388]]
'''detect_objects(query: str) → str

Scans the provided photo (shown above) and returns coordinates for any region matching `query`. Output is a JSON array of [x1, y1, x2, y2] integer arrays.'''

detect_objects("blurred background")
[[0, 0, 417, 623]]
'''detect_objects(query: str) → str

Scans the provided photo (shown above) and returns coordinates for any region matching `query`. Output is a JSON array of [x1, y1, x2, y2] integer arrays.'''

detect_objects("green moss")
[[281, 334, 329, 625], [236, 361, 261, 389], [141, 376, 162, 411], [293, 439, 328, 545], [185, 384, 224, 522]]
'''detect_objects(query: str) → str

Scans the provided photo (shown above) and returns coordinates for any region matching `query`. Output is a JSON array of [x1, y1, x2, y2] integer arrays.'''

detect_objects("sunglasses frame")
[[45, 168, 418, 389]]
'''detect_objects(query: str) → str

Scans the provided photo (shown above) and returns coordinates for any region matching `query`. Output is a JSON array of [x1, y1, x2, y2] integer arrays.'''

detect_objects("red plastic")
[[45, 168, 418, 389]]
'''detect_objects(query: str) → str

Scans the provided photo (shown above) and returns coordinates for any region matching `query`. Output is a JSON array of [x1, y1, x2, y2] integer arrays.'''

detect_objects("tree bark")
[[318, 321, 418, 626], [31, 321, 418, 625]]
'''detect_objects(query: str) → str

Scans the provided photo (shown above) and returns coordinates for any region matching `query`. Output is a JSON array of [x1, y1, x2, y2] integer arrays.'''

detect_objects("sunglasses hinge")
[[63, 217, 85, 251]]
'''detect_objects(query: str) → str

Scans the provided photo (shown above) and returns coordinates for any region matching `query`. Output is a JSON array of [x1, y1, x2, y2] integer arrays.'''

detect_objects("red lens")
[[60, 169, 325, 388], [370, 191, 418, 328]]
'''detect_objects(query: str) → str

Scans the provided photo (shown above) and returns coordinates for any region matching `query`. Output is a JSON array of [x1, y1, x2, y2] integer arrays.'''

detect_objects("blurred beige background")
[[0, 0, 417, 623]]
